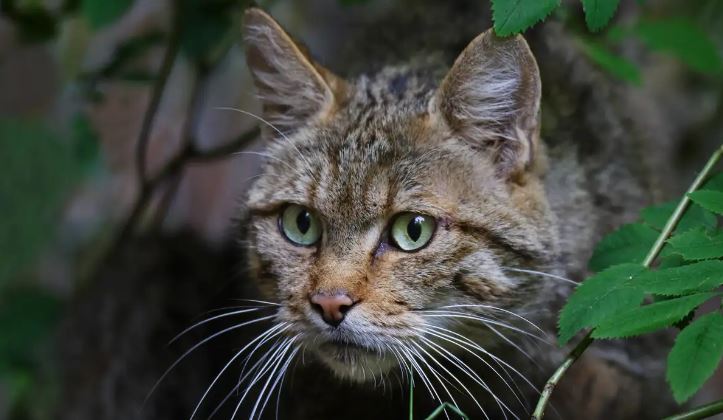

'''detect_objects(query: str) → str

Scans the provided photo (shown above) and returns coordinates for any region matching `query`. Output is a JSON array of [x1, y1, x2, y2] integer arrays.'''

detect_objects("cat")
[[53, 2, 685, 420], [234, 6, 678, 420]]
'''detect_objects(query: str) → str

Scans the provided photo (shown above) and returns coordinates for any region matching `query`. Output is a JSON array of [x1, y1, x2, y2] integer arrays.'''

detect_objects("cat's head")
[[241, 8, 558, 381]]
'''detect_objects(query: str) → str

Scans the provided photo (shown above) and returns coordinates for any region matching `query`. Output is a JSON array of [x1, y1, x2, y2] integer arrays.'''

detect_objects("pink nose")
[[309, 292, 355, 327]]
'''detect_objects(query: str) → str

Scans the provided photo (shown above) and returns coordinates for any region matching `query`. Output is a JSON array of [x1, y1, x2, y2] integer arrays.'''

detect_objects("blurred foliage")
[[0, 287, 60, 411], [577, 37, 642, 84], [81, 0, 133, 29], [0, 120, 86, 289], [0, 118, 89, 418], [0, 0, 722, 418], [179, 0, 243, 66]]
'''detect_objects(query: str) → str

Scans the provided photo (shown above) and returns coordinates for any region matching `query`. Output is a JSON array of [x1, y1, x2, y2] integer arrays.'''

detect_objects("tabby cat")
[[234, 6, 677, 420]]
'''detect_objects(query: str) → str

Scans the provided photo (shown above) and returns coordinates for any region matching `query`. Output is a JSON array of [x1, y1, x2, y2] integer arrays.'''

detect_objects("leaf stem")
[[531, 143, 723, 420], [642, 144, 723, 267], [664, 398, 723, 420]]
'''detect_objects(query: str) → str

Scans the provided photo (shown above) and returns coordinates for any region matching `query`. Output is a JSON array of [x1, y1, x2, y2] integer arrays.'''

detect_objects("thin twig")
[[531, 144, 723, 420], [664, 398, 723, 420], [149, 68, 204, 229], [151, 170, 184, 229], [112, 126, 260, 250], [134, 4, 181, 187]]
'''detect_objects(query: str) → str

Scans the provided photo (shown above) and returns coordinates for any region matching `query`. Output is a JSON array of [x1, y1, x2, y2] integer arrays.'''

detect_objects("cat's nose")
[[309, 292, 356, 327]]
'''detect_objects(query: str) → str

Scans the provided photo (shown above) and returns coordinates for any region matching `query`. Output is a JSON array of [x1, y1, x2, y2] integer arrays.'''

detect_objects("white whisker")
[[501, 267, 579, 285], [426, 325, 539, 394], [170, 307, 267, 345], [253, 339, 300, 420], [412, 341, 490, 420], [188, 323, 288, 419], [216, 107, 319, 184], [418, 325, 529, 412], [420, 311, 547, 343], [438, 304, 547, 336], [144, 314, 276, 405]]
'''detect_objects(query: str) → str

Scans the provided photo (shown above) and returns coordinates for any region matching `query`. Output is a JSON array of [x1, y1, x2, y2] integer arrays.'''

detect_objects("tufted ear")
[[430, 29, 541, 177], [242, 8, 346, 132]]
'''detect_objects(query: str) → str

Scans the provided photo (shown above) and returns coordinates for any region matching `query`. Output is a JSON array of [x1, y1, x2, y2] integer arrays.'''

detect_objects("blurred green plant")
[[0, 117, 92, 418], [0, 120, 89, 289], [81, 0, 134, 29]]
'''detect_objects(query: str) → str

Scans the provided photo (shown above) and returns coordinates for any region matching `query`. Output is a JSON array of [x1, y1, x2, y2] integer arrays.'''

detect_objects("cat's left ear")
[[430, 30, 541, 177], [242, 8, 347, 131]]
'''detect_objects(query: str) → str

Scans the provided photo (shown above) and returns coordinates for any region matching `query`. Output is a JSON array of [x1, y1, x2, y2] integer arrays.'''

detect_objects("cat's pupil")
[[296, 210, 311, 234], [407, 217, 423, 242]]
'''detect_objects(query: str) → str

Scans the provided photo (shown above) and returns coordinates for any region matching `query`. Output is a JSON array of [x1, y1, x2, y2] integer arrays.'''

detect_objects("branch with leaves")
[[533, 145, 723, 419]]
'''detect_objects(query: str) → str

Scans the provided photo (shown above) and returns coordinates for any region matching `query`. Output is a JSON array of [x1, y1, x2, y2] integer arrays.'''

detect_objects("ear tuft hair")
[[242, 8, 346, 131], [431, 30, 541, 176]]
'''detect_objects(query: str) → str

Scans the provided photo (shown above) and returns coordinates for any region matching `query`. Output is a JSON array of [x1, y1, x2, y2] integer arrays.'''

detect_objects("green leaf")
[[702, 173, 723, 192], [180, 0, 234, 62], [668, 229, 723, 261], [593, 292, 716, 339], [637, 260, 723, 296], [71, 113, 99, 170], [634, 19, 721, 74], [581, 0, 621, 32], [491, 0, 560, 36], [81, 0, 134, 30], [688, 190, 723, 215], [577, 38, 641, 85], [588, 223, 658, 271], [0, 287, 60, 369], [641, 201, 716, 233], [667, 312, 723, 403], [558, 264, 645, 345], [657, 254, 686, 269], [0, 119, 82, 287]]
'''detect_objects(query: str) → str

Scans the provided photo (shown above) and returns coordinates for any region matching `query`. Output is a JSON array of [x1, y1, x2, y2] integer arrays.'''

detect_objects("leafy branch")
[[532, 143, 723, 419]]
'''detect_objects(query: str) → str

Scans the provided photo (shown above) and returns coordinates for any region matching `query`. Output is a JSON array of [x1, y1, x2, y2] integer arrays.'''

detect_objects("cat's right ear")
[[242, 8, 346, 131]]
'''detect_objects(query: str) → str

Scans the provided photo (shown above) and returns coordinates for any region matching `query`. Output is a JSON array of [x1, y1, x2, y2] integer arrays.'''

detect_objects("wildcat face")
[[242, 8, 559, 381]]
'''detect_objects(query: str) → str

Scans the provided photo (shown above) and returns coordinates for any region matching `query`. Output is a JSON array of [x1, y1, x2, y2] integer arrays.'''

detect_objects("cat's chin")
[[314, 341, 397, 382]]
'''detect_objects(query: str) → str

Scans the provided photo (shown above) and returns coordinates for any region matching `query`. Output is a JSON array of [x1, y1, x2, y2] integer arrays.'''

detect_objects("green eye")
[[390, 212, 436, 251], [280, 204, 322, 246]]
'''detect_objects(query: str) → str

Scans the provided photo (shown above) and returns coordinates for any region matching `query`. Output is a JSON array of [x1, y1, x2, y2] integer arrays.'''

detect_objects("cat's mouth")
[[318, 340, 377, 361], [313, 339, 397, 381]]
